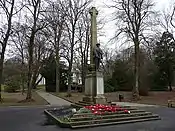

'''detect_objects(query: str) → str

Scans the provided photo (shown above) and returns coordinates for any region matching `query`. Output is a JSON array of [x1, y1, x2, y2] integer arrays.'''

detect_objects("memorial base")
[[94, 95, 107, 104], [82, 71, 107, 104], [82, 96, 94, 103]]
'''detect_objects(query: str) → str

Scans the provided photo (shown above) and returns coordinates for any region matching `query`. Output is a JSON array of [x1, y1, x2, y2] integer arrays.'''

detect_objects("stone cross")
[[82, 7, 106, 104], [89, 7, 98, 67]]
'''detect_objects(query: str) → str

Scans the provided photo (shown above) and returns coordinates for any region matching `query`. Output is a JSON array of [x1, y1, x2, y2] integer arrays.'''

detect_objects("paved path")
[[36, 90, 71, 106], [36, 89, 158, 108]]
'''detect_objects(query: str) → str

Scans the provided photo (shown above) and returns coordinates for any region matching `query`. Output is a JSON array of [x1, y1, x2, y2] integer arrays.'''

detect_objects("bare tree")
[[24, 0, 47, 100], [44, 0, 68, 93], [76, 10, 90, 92], [62, 0, 91, 96], [10, 22, 49, 95], [11, 23, 28, 94], [154, 7, 174, 35], [170, 5, 175, 30], [0, 0, 18, 101], [159, 11, 172, 32], [31, 31, 51, 89], [110, 0, 155, 100], [103, 48, 115, 76]]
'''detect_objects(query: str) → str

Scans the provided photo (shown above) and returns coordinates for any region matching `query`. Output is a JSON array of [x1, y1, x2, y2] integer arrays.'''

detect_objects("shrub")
[[4, 77, 21, 93], [104, 83, 116, 93]]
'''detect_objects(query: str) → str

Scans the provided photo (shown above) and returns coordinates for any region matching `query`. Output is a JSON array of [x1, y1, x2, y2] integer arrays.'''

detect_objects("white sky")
[[2, 0, 175, 59], [94, 0, 174, 51]]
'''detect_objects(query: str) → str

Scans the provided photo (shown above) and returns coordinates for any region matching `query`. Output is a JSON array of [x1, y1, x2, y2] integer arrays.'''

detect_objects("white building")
[[72, 64, 82, 85], [37, 74, 45, 85]]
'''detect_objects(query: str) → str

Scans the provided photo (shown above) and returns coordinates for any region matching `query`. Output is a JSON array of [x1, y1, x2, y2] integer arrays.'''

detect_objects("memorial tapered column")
[[89, 7, 98, 67]]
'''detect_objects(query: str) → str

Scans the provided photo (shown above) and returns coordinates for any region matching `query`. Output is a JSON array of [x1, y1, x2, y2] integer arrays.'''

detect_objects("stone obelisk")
[[82, 7, 106, 104]]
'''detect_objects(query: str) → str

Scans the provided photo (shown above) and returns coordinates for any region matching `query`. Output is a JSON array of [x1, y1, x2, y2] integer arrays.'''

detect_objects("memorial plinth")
[[83, 71, 107, 104]]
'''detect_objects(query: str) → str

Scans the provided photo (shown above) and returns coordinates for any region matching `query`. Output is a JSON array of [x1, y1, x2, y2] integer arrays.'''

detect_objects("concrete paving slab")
[[36, 90, 71, 106]]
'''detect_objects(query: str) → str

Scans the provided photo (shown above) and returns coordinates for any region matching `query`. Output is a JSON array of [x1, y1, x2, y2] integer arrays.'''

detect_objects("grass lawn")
[[0, 91, 48, 106], [36, 85, 45, 90], [53, 91, 175, 106], [1, 85, 5, 91]]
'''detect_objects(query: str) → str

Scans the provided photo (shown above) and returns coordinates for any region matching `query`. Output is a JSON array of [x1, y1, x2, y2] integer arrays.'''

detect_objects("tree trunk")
[[81, 69, 85, 92], [26, 0, 41, 100], [31, 70, 40, 89], [82, 53, 88, 92], [26, 80, 32, 100], [53, 27, 61, 93], [20, 46, 25, 95], [35, 76, 43, 87], [169, 82, 172, 91], [0, 56, 4, 101], [67, 50, 73, 96], [67, 65, 72, 97], [55, 48, 60, 93], [0, 84, 2, 102], [0, 44, 6, 101], [26, 65, 33, 100], [26, 32, 35, 100], [55, 62, 60, 93], [21, 63, 25, 95], [67, 24, 75, 97], [168, 68, 173, 91], [81, 29, 89, 93], [133, 39, 140, 100], [81, 62, 85, 92], [21, 72, 25, 95]]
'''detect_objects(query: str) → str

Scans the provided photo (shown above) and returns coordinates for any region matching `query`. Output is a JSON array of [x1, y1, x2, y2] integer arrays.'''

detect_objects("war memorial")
[[44, 7, 160, 129]]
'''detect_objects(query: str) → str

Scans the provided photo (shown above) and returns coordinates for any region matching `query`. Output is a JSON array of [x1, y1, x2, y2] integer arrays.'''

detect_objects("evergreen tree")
[[154, 31, 175, 91]]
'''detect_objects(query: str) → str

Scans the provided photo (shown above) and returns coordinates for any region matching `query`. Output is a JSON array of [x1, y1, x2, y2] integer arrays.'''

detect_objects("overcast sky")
[[2, 0, 175, 59], [93, 0, 174, 51]]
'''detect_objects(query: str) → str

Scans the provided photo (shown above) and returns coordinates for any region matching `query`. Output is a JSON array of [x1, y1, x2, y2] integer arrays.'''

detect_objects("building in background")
[[71, 63, 82, 92], [72, 63, 82, 85], [37, 74, 45, 85]]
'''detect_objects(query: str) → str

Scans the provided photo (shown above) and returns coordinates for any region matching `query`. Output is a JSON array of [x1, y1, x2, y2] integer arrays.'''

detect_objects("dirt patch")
[[137, 91, 175, 106], [53, 91, 175, 106], [0, 91, 48, 106], [52, 92, 84, 103]]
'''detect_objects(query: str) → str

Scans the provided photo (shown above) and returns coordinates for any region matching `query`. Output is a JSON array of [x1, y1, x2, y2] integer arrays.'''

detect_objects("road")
[[0, 106, 175, 131]]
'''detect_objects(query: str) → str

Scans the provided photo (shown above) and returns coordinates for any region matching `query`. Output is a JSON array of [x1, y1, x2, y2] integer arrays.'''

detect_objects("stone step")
[[70, 114, 159, 126], [73, 108, 141, 117], [75, 102, 90, 106], [44, 108, 160, 129], [73, 102, 133, 109], [78, 101, 94, 105], [71, 117, 160, 128], [71, 103, 82, 108], [70, 112, 152, 121]]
